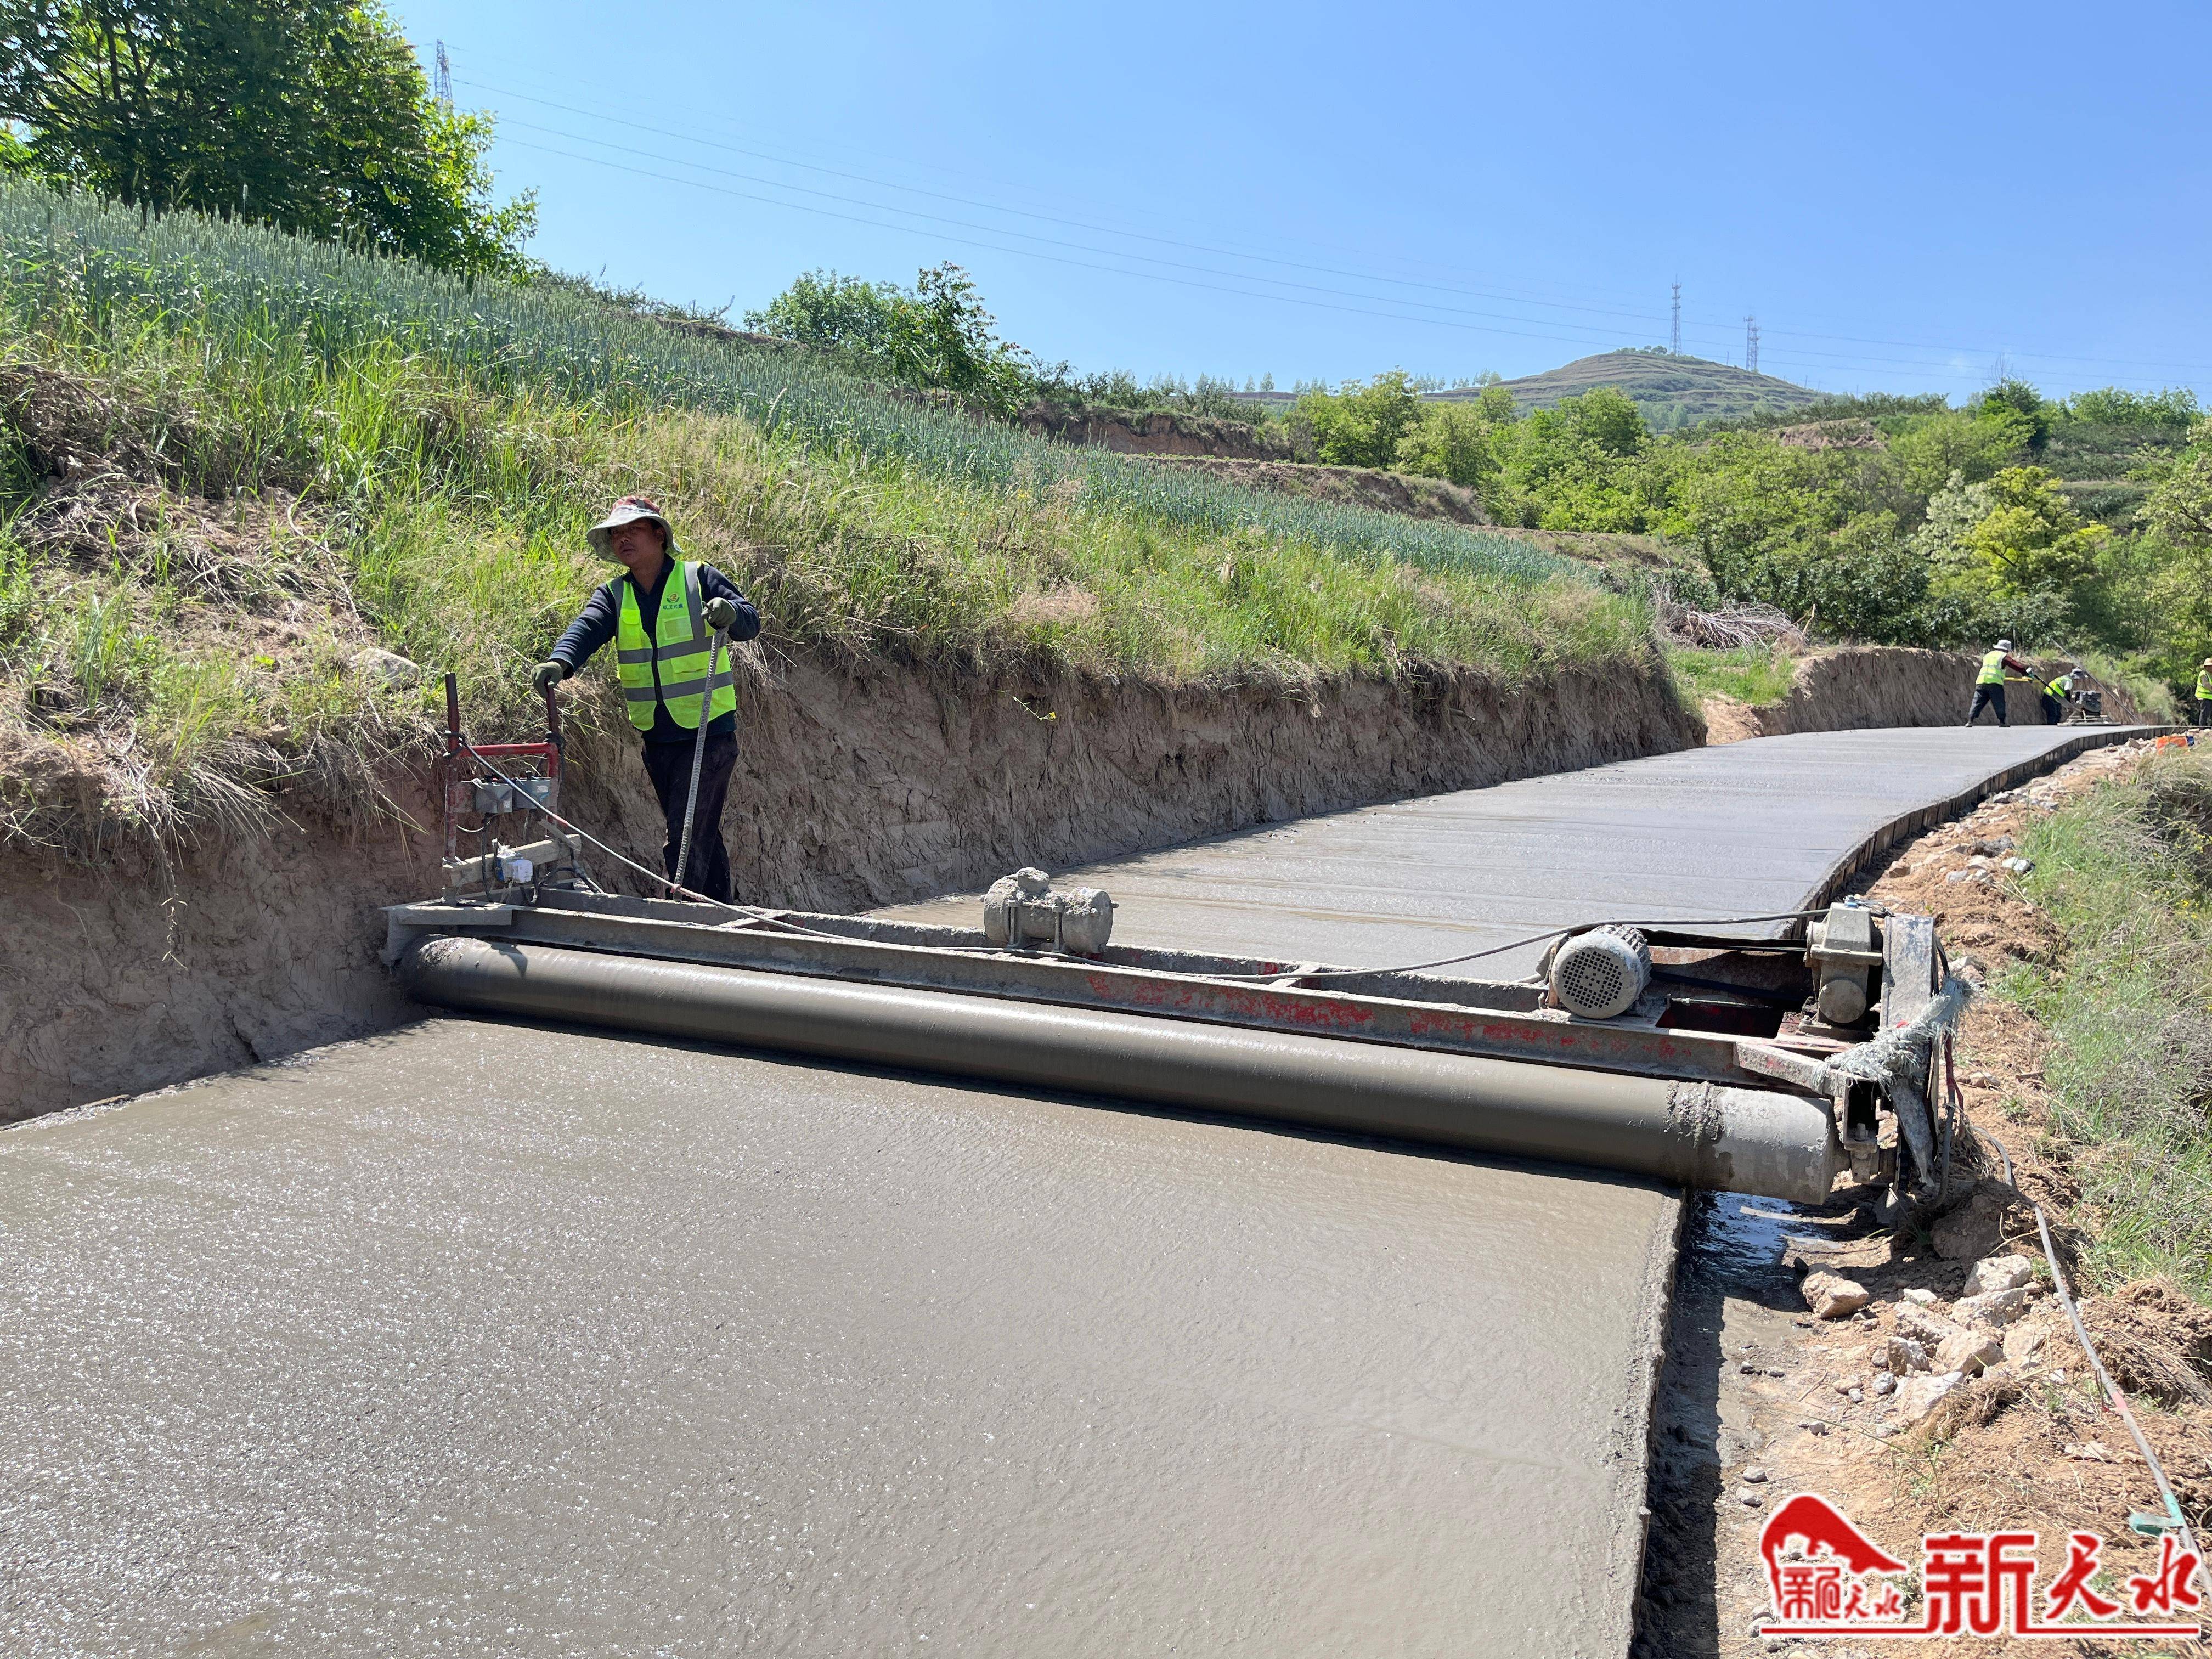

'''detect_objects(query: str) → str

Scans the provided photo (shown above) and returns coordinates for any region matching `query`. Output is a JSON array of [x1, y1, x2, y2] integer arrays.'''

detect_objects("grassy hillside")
[[0, 184, 1660, 850], [1432, 349, 1825, 431]]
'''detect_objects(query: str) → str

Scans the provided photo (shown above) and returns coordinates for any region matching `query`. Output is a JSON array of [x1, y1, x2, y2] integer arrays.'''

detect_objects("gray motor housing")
[[1550, 926, 1653, 1020], [982, 868, 1116, 956]]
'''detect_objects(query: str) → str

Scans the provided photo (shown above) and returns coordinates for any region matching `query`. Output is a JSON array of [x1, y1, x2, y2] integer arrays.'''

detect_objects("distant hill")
[[1427, 349, 1826, 431]]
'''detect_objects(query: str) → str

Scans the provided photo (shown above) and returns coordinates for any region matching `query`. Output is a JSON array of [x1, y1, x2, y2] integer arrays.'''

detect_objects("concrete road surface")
[[0, 724, 2133, 1656]]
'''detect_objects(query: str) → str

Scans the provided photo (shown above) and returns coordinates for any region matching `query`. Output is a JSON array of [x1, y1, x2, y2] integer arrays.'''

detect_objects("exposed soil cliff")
[[1018, 400, 1294, 459], [1143, 456, 1489, 524], [2, 654, 1699, 1120]]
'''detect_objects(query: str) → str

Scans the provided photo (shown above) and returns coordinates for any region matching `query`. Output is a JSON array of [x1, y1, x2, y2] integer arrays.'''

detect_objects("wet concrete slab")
[[0, 1021, 1674, 1657], [884, 725, 2144, 976], [0, 725, 2132, 1656]]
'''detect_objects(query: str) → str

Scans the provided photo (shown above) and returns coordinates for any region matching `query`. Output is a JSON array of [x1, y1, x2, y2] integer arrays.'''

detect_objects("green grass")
[[0, 182, 1664, 847], [2001, 749, 2212, 1301], [1662, 642, 1799, 706]]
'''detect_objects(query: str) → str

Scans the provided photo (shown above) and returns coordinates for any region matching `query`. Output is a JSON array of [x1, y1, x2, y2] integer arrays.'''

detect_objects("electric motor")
[[1550, 926, 1652, 1020], [983, 868, 1116, 956]]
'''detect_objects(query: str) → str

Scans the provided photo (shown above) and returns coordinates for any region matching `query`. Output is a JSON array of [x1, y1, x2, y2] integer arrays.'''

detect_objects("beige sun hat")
[[586, 495, 680, 559]]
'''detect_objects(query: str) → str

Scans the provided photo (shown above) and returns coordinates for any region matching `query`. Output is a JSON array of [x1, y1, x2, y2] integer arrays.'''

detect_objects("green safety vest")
[[2197, 669, 2212, 702], [2045, 676, 2069, 698], [1978, 650, 2008, 685], [616, 560, 738, 732]]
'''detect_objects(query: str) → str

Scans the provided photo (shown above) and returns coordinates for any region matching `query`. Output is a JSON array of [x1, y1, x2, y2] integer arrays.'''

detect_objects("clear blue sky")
[[386, 0, 2210, 402]]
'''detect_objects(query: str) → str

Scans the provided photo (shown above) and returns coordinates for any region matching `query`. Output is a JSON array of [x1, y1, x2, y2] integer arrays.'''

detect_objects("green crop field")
[[0, 184, 1660, 849]]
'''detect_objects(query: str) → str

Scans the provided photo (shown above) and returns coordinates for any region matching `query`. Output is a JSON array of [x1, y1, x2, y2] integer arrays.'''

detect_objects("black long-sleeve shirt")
[[551, 560, 761, 744]]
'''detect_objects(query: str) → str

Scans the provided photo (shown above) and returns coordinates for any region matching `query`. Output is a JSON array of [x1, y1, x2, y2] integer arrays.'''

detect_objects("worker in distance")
[[533, 496, 761, 903], [1963, 638, 2032, 727]]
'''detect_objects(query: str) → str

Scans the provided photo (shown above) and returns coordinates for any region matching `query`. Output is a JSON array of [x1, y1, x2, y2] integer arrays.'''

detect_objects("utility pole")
[[1670, 284, 1681, 356], [435, 41, 453, 110], [1745, 315, 1760, 376]]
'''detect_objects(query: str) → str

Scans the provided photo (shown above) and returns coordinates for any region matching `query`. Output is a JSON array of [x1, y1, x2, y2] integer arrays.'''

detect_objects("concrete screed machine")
[[388, 676, 1969, 1212]]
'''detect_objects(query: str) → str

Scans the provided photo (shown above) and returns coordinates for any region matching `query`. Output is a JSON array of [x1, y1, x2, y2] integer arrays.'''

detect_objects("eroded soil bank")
[[1, 653, 1696, 1120], [1702, 646, 2145, 744]]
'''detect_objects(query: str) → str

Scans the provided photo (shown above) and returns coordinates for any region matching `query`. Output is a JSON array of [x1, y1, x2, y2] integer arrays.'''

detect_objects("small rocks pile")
[[1800, 1252, 2070, 1431]]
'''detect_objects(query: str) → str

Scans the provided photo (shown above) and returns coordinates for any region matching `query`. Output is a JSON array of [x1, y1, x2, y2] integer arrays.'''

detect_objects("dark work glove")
[[532, 660, 567, 692], [703, 597, 738, 633]]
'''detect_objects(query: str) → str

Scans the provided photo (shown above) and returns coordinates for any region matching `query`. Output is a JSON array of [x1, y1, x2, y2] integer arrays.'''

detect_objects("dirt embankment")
[[1142, 455, 1489, 523], [1018, 400, 1294, 459], [1, 656, 1699, 1121], [1702, 646, 2145, 743]]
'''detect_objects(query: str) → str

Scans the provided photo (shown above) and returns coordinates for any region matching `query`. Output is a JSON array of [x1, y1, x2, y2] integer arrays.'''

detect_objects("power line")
[[492, 136, 2197, 391]]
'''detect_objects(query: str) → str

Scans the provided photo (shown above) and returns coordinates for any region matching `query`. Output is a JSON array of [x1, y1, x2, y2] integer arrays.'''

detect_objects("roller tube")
[[399, 936, 1844, 1202]]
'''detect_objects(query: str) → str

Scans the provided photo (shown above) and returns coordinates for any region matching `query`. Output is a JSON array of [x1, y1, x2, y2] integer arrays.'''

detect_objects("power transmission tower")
[[1745, 315, 1760, 375], [434, 41, 453, 110], [1670, 284, 1681, 356]]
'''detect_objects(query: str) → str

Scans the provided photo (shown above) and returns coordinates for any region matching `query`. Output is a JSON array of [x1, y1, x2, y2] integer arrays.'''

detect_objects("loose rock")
[[1802, 1272, 1872, 1319], [1875, 1336, 1931, 1374], [1936, 1329, 2006, 1375], [1901, 1287, 1938, 1306], [1956, 1287, 2031, 1330], [1740, 1466, 1769, 1483], [1962, 1254, 2036, 1297], [1892, 1370, 1967, 1424], [1873, 1372, 1897, 1396]]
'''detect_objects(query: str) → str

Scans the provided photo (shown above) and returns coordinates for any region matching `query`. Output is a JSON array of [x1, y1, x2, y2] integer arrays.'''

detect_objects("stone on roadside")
[[1740, 1466, 1769, 1483], [2004, 1322, 2052, 1367], [1873, 1372, 1897, 1396], [1932, 1180, 2029, 1261], [1936, 1329, 2005, 1375], [1896, 1304, 1962, 1348], [1875, 1335, 1931, 1374], [1892, 1370, 1967, 1425], [1956, 1287, 2031, 1330], [1901, 1287, 1938, 1305], [1962, 1254, 2036, 1297], [1802, 1272, 1871, 1319]]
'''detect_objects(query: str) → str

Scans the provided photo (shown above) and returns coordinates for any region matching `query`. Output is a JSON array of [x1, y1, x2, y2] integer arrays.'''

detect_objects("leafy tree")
[[1889, 407, 2030, 497], [746, 263, 1034, 415], [1916, 465, 2107, 609], [1297, 371, 1425, 469], [1393, 402, 1500, 491], [1488, 389, 1661, 532], [0, 0, 534, 275], [1978, 378, 2055, 452], [2066, 386, 2202, 432]]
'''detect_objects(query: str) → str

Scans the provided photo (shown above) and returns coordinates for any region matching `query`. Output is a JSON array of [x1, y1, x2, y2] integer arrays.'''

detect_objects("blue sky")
[[386, 0, 2210, 402]]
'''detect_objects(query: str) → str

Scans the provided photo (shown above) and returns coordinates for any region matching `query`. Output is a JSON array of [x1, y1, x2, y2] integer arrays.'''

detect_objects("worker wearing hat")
[[534, 496, 761, 902], [2196, 658, 2212, 728], [1965, 638, 2030, 727]]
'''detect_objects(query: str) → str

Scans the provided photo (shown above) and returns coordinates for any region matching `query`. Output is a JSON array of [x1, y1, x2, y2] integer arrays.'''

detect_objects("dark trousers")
[[1966, 684, 2007, 726], [2040, 693, 2064, 725], [2196, 699, 2212, 729], [640, 733, 740, 902]]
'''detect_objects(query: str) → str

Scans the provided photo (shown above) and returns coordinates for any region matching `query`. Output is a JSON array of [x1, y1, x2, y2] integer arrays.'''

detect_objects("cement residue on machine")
[[1635, 738, 2212, 1657], [1700, 646, 2145, 746]]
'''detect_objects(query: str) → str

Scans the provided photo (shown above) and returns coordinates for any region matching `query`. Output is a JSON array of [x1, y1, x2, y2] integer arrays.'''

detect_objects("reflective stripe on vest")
[[2046, 678, 2068, 697], [1978, 650, 2008, 685], [614, 561, 738, 731], [2197, 670, 2212, 701]]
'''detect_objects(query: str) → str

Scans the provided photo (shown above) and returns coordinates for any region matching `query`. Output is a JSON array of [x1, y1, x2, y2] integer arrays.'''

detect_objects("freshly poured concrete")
[[0, 724, 2128, 1656], [886, 725, 2142, 974], [0, 1021, 1674, 1656]]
